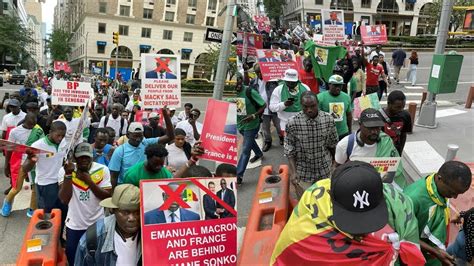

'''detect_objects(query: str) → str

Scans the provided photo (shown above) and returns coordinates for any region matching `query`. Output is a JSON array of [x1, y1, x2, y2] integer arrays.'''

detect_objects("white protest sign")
[[322, 9, 345, 44], [51, 80, 92, 106], [65, 102, 90, 156], [352, 157, 401, 183]]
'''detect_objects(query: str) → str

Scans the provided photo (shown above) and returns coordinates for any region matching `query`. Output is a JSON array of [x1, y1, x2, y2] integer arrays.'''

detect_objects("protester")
[[215, 163, 237, 177], [58, 143, 112, 266], [104, 126, 116, 146], [377, 54, 391, 100], [407, 50, 419, 86], [99, 103, 128, 140], [143, 112, 165, 138], [447, 208, 474, 265], [271, 161, 425, 265], [125, 90, 141, 112], [169, 108, 179, 127], [379, 90, 412, 155], [57, 106, 88, 148], [285, 91, 338, 195], [175, 108, 202, 146], [348, 58, 366, 101], [92, 128, 115, 166], [269, 68, 309, 130], [236, 72, 266, 185], [250, 65, 283, 152], [405, 161, 472, 266], [165, 128, 191, 172], [298, 58, 319, 94], [363, 52, 389, 96], [75, 184, 142, 265], [391, 47, 407, 84], [317, 74, 352, 140], [369, 44, 385, 61], [177, 102, 193, 122]]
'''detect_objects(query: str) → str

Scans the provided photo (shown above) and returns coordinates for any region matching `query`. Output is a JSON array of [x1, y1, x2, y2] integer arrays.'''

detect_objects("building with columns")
[[57, 0, 231, 80], [283, 0, 436, 37]]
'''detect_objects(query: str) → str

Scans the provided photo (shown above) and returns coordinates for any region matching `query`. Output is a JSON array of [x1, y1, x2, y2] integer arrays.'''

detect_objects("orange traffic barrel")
[[17, 209, 66, 266], [238, 165, 289, 265]]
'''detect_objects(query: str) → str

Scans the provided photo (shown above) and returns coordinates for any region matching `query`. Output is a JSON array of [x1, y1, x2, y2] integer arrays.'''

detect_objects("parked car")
[[8, 71, 25, 85]]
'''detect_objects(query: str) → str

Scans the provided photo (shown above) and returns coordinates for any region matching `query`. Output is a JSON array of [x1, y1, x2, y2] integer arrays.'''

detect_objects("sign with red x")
[[154, 57, 172, 73], [158, 183, 190, 210]]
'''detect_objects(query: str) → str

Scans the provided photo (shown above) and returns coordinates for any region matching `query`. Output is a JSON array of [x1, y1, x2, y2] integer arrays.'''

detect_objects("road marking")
[[379, 100, 456, 106], [405, 86, 425, 90], [436, 108, 467, 118], [415, 81, 474, 86]]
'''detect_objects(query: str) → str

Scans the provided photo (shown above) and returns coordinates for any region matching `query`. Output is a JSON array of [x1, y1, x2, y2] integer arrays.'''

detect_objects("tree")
[[49, 28, 71, 61], [0, 14, 36, 67], [203, 44, 237, 81], [427, 0, 472, 32], [263, 0, 285, 26]]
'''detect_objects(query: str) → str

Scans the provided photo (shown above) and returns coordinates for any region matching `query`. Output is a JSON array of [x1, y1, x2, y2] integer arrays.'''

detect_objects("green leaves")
[[49, 28, 72, 61], [0, 14, 36, 62]]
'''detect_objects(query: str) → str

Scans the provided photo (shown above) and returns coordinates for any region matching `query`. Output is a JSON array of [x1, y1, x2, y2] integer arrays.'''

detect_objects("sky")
[[42, 0, 57, 34]]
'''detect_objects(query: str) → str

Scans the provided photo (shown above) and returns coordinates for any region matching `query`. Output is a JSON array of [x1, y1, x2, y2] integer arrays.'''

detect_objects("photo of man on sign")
[[145, 56, 177, 79], [324, 10, 343, 25]]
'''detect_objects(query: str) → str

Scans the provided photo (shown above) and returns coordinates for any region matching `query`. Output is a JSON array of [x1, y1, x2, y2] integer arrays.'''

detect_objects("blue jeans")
[[237, 127, 263, 178], [66, 227, 87, 266], [447, 230, 467, 263]]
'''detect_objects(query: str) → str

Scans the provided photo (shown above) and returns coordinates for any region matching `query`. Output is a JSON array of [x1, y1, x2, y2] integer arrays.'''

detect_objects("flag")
[[182, 189, 198, 202], [305, 40, 347, 82]]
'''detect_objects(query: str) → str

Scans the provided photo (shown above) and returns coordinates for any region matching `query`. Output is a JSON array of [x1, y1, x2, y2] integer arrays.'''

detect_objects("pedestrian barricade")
[[238, 165, 289, 265], [17, 209, 66, 266]]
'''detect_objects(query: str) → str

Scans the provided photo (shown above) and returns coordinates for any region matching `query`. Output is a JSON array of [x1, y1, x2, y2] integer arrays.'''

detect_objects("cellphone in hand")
[[288, 97, 295, 101]]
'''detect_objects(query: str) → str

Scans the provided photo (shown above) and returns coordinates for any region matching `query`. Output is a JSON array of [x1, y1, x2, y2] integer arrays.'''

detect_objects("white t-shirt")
[[166, 143, 188, 170], [369, 50, 386, 61], [335, 132, 377, 164], [256, 79, 270, 115], [125, 100, 142, 112], [31, 137, 67, 186], [98, 114, 128, 138], [176, 120, 202, 145], [269, 83, 309, 130], [170, 116, 179, 127], [39, 92, 49, 106], [58, 162, 111, 230], [8, 125, 32, 162], [114, 232, 139, 266], [1, 111, 26, 132], [177, 111, 188, 122]]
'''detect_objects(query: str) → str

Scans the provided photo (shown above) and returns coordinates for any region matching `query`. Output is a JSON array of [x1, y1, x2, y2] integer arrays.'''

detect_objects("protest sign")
[[353, 93, 381, 119], [351, 157, 401, 183], [254, 15, 271, 33], [321, 9, 345, 44], [256, 49, 298, 81], [292, 25, 310, 41], [134, 109, 164, 126], [200, 99, 237, 165], [361, 25, 388, 45], [0, 139, 51, 154], [65, 102, 89, 156], [51, 80, 92, 106], [141, 54, 181, 108], [341, 39, 359, 57], [53, 61, 72, 73], [141, 177, 237, 265], [236, 32, 263, 57]]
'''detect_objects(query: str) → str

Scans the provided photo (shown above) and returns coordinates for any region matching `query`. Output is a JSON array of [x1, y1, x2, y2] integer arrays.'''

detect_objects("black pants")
[[377, 80, 387, 100], [366, 85, 379, 95]]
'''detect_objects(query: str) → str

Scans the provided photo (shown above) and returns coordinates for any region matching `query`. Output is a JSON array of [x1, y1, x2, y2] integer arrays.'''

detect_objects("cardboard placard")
[[236, 32, 263, 57], [51, 80, 92, 106], [322, 9, 345, 44]]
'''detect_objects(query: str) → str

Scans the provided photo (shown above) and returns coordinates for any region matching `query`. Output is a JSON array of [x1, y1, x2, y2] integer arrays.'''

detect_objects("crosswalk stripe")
[[404, 86, 425, 90]]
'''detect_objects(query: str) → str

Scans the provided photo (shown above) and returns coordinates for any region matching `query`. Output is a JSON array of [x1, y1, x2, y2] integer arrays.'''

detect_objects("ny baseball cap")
[[74, 143, 93, 158], [100, 184, 140, 210], [282, 69, 298, 82], [359, 108, 385, 128], [128, 122, 144, 133], [8, 99, 20, 107], [328, 74, 344, 85], [331, 161, 388, 235]]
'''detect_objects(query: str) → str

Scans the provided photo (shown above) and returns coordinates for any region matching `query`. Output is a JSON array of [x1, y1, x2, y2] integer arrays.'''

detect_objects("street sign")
[[205, 28, 224, 43]]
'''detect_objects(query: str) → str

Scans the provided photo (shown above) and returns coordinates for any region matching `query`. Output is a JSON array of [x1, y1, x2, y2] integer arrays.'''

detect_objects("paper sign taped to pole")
[[51, 80, 92, 106]]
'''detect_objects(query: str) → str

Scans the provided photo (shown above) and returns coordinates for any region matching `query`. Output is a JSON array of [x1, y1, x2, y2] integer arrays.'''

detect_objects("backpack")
[[345, 133, 356, 160], [245, 87, 264, 122], [85, 222, 98, 261], [104, 115, 125, 136]]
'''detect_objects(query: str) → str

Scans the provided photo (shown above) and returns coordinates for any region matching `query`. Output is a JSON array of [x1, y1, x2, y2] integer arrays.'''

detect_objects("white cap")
[[282, 69, 298, 82], [128, 122, 144, 133], [148, 112, 159, 119]]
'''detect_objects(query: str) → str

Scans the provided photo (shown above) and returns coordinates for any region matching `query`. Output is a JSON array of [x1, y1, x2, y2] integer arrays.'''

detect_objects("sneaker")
[[237, 177, 243, 185], [3, 186, 12, 195], [279, 136, 284, 146], [1, 199, 12, 217], [26, 208, 34, 218], [249, 154, 263, 164], [262, 142, 271, 152]]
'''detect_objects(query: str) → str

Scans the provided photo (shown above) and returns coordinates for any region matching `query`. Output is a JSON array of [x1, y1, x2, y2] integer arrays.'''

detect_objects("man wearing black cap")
[[271, 161, 425, 265]]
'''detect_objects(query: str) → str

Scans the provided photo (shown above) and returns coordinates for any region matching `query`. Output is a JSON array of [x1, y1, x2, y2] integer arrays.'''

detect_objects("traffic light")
[[112, 32, 119, 45]]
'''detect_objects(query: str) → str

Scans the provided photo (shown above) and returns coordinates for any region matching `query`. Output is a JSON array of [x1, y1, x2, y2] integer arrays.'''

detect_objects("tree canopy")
[[427, 0, 473, 32], [0, 14, 36, 65], [49, 28, 71, 61], [263, 0, 285, 21]]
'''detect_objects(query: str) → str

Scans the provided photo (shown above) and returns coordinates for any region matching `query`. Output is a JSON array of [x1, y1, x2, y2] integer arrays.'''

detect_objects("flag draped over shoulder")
[[270, 179, 425, 266], [305, 40, 347, 82]]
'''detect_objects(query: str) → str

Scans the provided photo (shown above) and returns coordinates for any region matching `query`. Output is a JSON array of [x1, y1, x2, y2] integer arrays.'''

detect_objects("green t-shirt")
[[123, 161, 173, 187], [235, 87, 266, 131], [317, 91, 352, 137]]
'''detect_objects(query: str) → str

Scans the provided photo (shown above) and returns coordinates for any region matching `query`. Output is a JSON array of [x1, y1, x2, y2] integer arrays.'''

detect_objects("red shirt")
[[298, 69, 319, 94], [365, 63, 384, 86]]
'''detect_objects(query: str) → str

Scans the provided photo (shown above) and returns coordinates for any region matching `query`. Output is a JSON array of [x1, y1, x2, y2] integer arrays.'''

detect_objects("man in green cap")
[[317, 74, 352, 140], [75, 184, 142, 265]]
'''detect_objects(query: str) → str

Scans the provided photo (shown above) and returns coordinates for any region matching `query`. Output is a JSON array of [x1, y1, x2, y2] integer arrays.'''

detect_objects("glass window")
[[186, 14, 196, 24], [99, 2, 107, 13], [119, 25, 129, 36], [97, 45, 105, 54], [142, 28, 151, 38], [182, 51, 191, 60], [315, 0, 323, 4], [140, 47, 150, 55], [163, 30, 173, 40], [119, 5, 130, 16], [208, 0, 217, 10], [183, 32, 193, 42], [405, 2, 414, 11], [165, 11, 175, 22], [143, 8, 153, 19], [206, 17, 215, 26], [98, 23, 106, 33], [361, 0, 371, 8], [167, 0, 176, 4], [188, 0, 197, 7]]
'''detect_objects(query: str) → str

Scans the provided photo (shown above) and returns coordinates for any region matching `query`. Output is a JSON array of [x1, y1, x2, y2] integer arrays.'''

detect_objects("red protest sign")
[[53, 61, 72, 73], [141, 178, 237, 265], [361, 25, 388, 45], [200, 99, 237, 165], [0, 139, 51, 154], [236, 32, 263, 56], [256, 49, 298, 81], [254, 16, 271, 33]]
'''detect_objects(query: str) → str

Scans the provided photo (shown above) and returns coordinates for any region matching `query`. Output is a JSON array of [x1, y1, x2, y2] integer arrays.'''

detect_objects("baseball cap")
[[26, 102, 39, 109], [74, 143, 93, 158], [8, 99, 20, 107], [100, 184, 140, 210], [169, 107, 176, 111], [148, 112, 159, 119], [359, 108, 385, 128], [328, 74, 344, 85], [128, 122, 144, 133], [331, 161, 388, 235], [282, 69, 298, 82]]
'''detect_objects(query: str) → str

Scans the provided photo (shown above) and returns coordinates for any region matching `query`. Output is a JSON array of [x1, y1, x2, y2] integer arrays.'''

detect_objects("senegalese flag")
[[305, 40, 347, 82], [270, 179, 426, 265], [182, 189, 198, 202]]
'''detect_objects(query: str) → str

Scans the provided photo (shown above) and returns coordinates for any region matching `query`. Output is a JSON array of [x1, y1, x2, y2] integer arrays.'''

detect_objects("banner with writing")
[[321, 9, 345, 44], [254, 16, 271, 33], [256, 49, 298, 82], [51, 80, 92, 106], [351, 157, 401, 183], [236, 32, 263, 57], [141, 54, 181, 108], [353, 93, 381, 119], [141, 178, 237, 265], [53, 61, 72, 73], [361, 25, 388, 45], [200, 99, 237, 165]]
